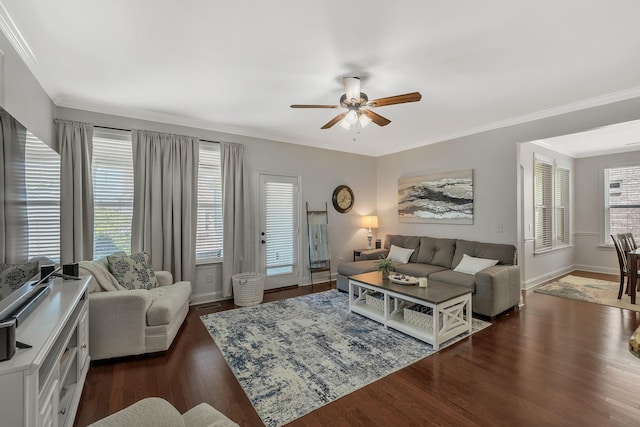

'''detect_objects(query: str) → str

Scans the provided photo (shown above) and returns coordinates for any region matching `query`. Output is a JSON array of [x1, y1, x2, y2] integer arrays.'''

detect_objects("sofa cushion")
[[429, 270, 476, 292], [147, 281, 192, 326], [452, 239, 517, 268], [387, 245, 415, 263], [394, 263, 448, 277], [415, 237, 457, 268], [384, 235, 421, 263], [454, 254, 499, 275], [108, 252, 159, 290], [337, 260, 379, 277]]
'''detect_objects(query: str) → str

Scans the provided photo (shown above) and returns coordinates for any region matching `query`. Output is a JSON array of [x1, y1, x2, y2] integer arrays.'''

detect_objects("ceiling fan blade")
[[343, 77, 361, 103], [368, 92, 422, 108], [362, 109, 391, 127], [321, 112, 347, 129], [290, 104, 339, 108]]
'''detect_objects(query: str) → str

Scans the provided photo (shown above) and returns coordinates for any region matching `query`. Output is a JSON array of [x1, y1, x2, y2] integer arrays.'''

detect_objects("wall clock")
[[332, 185, 354, 213]]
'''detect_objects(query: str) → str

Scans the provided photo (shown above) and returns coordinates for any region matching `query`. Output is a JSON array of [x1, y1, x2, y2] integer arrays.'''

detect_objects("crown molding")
[[0, 1, 57, 100], [56, 96, 290, 143], [395, 86, 640, 156]]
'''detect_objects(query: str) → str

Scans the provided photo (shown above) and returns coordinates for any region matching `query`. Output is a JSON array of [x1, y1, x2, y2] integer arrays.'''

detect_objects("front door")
[[258, 173, 300, 290]]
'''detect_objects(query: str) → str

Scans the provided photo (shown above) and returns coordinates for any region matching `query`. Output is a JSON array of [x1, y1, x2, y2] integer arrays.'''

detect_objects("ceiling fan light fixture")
[[339, 118, 352, 130], [358, 111, 372, 128], [345, 109, 358, 125]]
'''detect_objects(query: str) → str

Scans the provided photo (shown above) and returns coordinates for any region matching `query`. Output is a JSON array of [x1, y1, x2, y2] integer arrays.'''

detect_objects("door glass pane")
[[265, 181, 294, 276]]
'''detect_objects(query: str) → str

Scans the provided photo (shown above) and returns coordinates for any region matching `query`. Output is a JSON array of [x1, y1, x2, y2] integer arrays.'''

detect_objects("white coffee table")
[[348, 271, 472, 350]]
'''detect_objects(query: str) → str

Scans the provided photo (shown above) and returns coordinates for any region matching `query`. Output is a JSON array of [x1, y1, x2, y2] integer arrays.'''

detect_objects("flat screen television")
[[0, 107, 61, 326], [0, 265, 56, 324]]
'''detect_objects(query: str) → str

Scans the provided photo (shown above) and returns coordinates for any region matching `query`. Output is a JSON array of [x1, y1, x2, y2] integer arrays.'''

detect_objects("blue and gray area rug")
[[200, 289, 490, 427]]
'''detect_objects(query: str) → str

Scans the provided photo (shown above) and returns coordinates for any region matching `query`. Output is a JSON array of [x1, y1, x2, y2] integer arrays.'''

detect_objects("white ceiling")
[[2, 0, 640, 157]]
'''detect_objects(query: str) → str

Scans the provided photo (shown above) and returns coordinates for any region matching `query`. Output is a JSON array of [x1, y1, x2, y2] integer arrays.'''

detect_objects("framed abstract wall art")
[[398, 169, 474, 224]]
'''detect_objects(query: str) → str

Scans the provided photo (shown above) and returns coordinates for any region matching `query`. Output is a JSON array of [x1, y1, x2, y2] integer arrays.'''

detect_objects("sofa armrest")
[[89, 290, 153, 360], [360, 248, 389, 260], [474, 265, 521, 317], [155, 270, 174, 287]]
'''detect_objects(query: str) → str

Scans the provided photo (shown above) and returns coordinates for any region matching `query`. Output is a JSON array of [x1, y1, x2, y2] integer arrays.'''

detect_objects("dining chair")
[[625, 232, 638, 250], [617, 233, 634, 253], [611, 234, 639, 299]]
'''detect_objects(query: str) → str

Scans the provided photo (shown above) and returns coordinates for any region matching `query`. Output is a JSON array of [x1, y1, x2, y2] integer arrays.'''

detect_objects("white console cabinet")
[[0, 276, 90, 427]]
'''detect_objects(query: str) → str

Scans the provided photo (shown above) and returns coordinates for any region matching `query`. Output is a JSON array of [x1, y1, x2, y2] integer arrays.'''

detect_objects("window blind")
[[555, 167, 570, 245], [92, 129, 134, 258], [25, 131, 60, 261], [265, 181, 295, 275], [534, 157, 553, 252], [605, 165, 640, 240], [196, 142, 223, 263]]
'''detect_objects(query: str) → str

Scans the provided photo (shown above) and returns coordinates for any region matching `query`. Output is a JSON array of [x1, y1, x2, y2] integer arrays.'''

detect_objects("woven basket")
[[232, 273, 266, 306], [403, 307, 442, 331], [365, 293, 385, 313]]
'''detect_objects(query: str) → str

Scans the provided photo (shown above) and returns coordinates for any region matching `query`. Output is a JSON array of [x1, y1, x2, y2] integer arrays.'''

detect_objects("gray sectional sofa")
[[337, 234, 521, 318]]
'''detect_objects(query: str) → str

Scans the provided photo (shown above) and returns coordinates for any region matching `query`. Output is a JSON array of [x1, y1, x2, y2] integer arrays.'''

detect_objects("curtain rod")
[[94, 125, 219, 144]]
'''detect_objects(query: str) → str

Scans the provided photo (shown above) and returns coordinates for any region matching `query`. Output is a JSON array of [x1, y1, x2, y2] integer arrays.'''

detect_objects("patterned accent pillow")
[[107, 252, 158, 290], [0, 262, 39, 300]]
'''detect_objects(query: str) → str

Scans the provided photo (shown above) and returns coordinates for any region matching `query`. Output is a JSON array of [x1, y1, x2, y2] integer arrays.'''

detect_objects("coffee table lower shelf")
[[349, 279, 472, 350]]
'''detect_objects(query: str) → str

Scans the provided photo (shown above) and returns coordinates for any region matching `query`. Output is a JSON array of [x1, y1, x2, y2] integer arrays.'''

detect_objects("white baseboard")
[[573, 264, 618, 276], [523, 265, 575, 290], [524, 264, 620, 290], [190, 292, 231, 305]]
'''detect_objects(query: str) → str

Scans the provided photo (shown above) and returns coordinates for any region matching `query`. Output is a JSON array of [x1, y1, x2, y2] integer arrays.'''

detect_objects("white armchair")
[[88, 397, 239, 427], [80, 254, 192, 360]]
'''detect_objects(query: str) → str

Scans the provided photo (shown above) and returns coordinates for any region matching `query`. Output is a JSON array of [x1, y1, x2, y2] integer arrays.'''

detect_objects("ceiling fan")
[[290, 77, 422, 130]]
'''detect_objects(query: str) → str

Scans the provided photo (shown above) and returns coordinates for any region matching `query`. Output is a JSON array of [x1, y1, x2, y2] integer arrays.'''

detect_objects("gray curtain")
[[131, 130, 198, 282], [0, 108, 28, 263], [221, 142, 249, 298], [57, 120, 94, 263]]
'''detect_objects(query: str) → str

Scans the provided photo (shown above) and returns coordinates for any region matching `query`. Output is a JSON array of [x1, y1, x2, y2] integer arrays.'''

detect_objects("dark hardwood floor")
[[74, 272, 640, 426]]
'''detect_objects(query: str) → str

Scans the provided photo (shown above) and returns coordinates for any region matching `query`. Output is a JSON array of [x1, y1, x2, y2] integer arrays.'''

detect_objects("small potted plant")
[[375, 257, 395, 280]]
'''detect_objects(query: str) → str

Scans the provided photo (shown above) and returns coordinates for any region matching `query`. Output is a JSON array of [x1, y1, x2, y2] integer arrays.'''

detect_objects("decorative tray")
[[388, 275, 418, 285]]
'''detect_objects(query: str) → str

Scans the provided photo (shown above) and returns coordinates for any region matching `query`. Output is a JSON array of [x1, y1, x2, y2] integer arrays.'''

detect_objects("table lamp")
[[361, 215, 379, 249]]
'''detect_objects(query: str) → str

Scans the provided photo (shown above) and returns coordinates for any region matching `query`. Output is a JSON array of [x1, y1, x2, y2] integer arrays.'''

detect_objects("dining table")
[[627, 247, 640, 304]]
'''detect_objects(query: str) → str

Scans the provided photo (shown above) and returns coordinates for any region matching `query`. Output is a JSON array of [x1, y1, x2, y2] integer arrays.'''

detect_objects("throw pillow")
[[387, 245, 415, 264], [453, 254, 499, 275], [107, 252, 159, 290]]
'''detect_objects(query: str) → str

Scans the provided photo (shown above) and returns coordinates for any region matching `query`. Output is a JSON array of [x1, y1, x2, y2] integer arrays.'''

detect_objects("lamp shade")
[[361, 215, 379, 229]]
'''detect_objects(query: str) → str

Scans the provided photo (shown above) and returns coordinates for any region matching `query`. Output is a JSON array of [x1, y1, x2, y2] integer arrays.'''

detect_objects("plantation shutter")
[[555, 167, 570, 245], [92, 129, 134, 258], [265, 180, 295, 275], [25, 131, 60, 261], [534, 156, 553, 252], [196, 142, 223, 262]]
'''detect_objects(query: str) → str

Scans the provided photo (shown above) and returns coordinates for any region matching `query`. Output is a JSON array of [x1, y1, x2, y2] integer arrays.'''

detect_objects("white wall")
[[376, 134, 517, 244], [519, 142, 575, 288], [56, 107, 377, 303], [0, 31, 55, 147], [574, 150, 640, 275]]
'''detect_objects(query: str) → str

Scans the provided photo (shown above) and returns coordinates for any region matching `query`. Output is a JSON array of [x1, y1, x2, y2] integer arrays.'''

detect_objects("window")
[[196, 142, 223, 263], [534, 155, 571, 253], [605, 165, 640, 243], [25, 131, 60, 261], [92, 129, 134, 258]]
